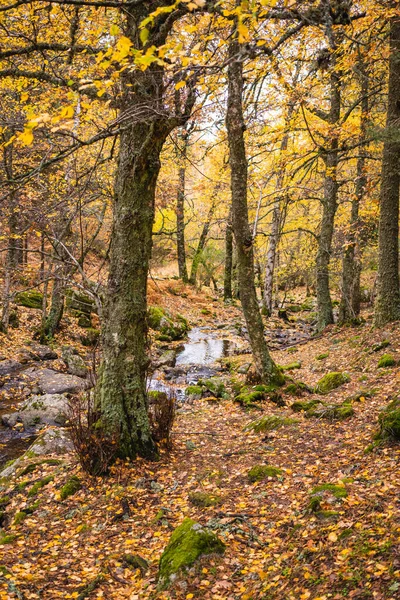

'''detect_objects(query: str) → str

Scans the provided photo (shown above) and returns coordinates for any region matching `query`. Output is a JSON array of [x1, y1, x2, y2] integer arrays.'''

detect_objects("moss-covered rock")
[[15, 290, 43, 309], [80, 328, 100, 347], [123, 554, 149, 575], [60, 476, 82, 500], [198, 378, 226, 398], [346, 389, 375, 403], [371, 340, 390, 352], [376, 397, 400, 442], [248, 464, 282, 482], [148, 306, 188, 341], [315, 372, 350, 394], [284, 381, 312, 397], [245, 415, 297, 433], [65, 289, 96, 315], [13, 511, 27, 525], [309, 482, 348, 512], [316, 352, 329, 361], [305, 401, 354, 420], [158, 518, 225, 589], [185, 385, 203, 398], [188, 491, 222, 507], [28, 475, 54, 497], [281, 361, 301, 371], [291, 399, 322, 413], [234, 390, 265, 407], [77, 314, 92, 328], [378, 353, 396, 368]]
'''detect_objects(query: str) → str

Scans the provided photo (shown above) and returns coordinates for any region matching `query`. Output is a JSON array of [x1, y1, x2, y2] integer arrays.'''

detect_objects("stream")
[[0, 321, 312, 469]]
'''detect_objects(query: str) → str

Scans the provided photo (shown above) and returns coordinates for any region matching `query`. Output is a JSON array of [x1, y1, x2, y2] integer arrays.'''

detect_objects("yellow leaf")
[[21, 92, 29, 102], [60, 105, 74, 119], [110, 24, 119, 36], [237, 21, 249, 43], [328, 532, 338, 542], [19, 128, 34, 146], [140, 28, 149, 44], [175, 80, 186, 90]]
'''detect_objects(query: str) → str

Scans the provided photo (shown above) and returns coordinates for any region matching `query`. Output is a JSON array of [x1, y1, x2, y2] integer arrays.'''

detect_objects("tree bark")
[[224, 209, 233, 300], [176, 127, 189, 283], [189, 196, 217, 285], [339, 57, 368, 324], [374, 17, 400, 327], [316, 37, 341, 331], [226, 37, 283, 385], [95, 10, 195, 460]]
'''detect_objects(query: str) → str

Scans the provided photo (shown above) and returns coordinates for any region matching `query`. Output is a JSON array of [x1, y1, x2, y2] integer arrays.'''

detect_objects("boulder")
[[0, 359, 22, 376], [148, 306, 189, 342], [61, 346, 88, 378], [155, 350, 177, 369], [2, 393, 68, 428], [30, 345, 58, 361], [158, 518, 225, 589], [21, 368, 88, 395]]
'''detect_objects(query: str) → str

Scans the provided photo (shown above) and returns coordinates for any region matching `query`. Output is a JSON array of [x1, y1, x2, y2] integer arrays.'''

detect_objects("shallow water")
[[175, 328, 234, 366]]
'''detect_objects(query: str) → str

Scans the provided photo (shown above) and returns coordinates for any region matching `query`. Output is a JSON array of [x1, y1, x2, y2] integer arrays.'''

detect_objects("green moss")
[[371, 340, 390, 352], [148, 306, 188, 341], [77, 314, 92, 328], [291, 399, 322, 413], [315, 372, 350, 394], [188, 491, 222, 507], [185, 385, 203, 397], [376, 397, 400, 441], [309, 483, 348, 511], [0, 565, 10, 576], [80, 328, 100, 347], [378, 354, 396, 368], [28, 475, 54, 497], [15, 290, 43, 309], [0, 534, 17, 544], [284, 381, 312, 397], [15, 481, 29, 492], [65, 289, 95, 315], [234, 391, 265, 407], [316, 353, 329, 360], [0, 496, 10, 507], [248, 465, 282, 482], [60, 476, 82, 500], [123, 554, 149, 574], [17, 459, 62, 478], [245, 415, 297, 433], [198, 378, 226, 398], [346, 389, 375, 403], [281, 361, 301, 371], [287, 347, 298, 354], [13, 511, 27, 525], [306, 401, 354, 420], [315, 510, 339, 519], [158, 518, 225, 589]]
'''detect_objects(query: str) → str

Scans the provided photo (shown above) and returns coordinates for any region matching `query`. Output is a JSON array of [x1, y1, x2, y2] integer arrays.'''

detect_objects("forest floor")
[[0, 283, 400, 600]]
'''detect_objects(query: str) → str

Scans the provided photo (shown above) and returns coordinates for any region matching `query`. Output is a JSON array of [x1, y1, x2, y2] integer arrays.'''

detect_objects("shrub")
[[68, 393, 119, 476]]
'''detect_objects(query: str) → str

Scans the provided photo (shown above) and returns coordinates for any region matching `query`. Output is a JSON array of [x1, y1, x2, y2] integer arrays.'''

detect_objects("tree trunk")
[[189, 198, 216, 285], [263, 101, 296, 316], [374, 17, 400, 327], [176, 128, 189, 283], [339, 57, 368, 324], [316, 61, 341, 331], [224, 210, 233, 300], [226, 37, 283, 385]]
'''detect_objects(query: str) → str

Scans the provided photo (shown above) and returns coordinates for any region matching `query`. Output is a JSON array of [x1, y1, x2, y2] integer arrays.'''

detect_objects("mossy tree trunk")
[[339, 56, 368, 325], [189, 196, 217, 286], [95, 10, 196, 460], [315, 21, 342, 332], [226, 37, 282, 384], [176, 127, 189, 283], [224, 209, 233, 300], [374, 17, 400, 327]]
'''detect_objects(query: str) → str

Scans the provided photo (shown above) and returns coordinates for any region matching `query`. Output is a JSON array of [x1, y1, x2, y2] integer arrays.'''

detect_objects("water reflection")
[[175, 328, 232, 366]]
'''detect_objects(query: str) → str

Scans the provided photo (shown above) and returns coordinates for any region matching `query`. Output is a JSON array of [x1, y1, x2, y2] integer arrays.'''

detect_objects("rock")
[[378, 353, 396, 368], [61, 346, 88, 378], [156, 350, 177, 368], [15, 290, 43, 309], [31, 369, 87, 394], [148, 306, 189, 342], [315, 371, 350, 394], [80, 328, 100, 347], [2, 393, 68, 429], [60, 476, 82, 500], [376, 397, 400, 441], [65, 289, 96, 315], [185, 440, 197, 450], [158, 518, 225, 589], [30, 345, 58, 361], [237, 362, 251, 374], [0, 359, 22, 376], [0, 428, 72, 479]]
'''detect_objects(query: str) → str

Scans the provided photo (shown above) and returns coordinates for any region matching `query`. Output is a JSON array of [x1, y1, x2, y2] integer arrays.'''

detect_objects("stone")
[[2, 393, 68, 429], [30, 345, 58, 361], [315, 372, 350, 394], [61, 346, 88, 378], [24, 368, 88, 394], [0, 359, 22, 376], [158, 518, 225, 589], [156, 350, 177, 368]]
